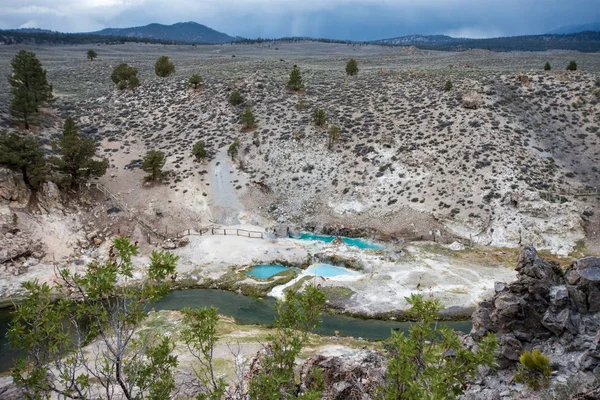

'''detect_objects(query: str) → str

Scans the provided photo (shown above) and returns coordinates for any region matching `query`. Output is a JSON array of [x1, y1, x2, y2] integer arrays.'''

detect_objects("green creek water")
[[0, 289, 472, 371]]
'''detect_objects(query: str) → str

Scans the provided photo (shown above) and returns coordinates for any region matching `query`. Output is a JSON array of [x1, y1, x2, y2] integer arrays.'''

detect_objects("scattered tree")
[[346, 58, 359, 76], [240, 107, 257, 130], [248, 285, 327, 399], [229, 90, 244, 106], [181, 306, 227, 399], [87, 49, 97, 61], [110, 63, 139, 90], [287, 64, 304, 91], [189, 73, 204, 89], [9, 237, 180, 400], [192, 140, 208, 161], [544, 62, 551, 71], [8, 50, 53, 128], [0, 130, 47, 188], [514, 349, 551, 390], [297, 98, 306, 111], [49, 117, 108, 188], [328, 125, 340, 150], [312, 107, 326, 127], [567, 60, 577, 71], [444, 80, 453, 91], [380, 293, 497, 399], [155, 55, 175, 77], [142, 150, 166, 181], [227, 138, 240, 160]]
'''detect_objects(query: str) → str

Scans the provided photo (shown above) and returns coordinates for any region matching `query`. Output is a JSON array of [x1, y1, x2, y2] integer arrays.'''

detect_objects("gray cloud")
[[0, 0, 599, 40]]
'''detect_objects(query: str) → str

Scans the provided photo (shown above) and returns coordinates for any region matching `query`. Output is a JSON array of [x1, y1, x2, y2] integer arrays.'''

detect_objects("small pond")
[[305, 263, 361, 278], [293, 233, 384, 250], [246, 265, 293, 279], [0, 289, 472, 372]]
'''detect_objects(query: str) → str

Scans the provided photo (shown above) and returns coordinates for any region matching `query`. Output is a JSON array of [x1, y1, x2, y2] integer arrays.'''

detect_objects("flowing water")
[[0, 289, 472, 372]]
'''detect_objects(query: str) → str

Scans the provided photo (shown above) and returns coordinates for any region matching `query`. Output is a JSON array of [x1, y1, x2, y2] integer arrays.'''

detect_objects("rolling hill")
[[90, 22, 237, 44]]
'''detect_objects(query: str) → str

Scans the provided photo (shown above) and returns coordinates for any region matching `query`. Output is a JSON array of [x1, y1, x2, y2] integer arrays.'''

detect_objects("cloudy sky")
[[1, 0, 599, 40]]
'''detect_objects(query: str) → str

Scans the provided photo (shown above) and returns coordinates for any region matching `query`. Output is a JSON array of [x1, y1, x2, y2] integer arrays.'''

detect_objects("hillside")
[[549, 21, 600, 34], [91, 22, 237, 44], [1, 42, 598, 256], [374, 34, 462, 46], [376, 31, 600, 52]]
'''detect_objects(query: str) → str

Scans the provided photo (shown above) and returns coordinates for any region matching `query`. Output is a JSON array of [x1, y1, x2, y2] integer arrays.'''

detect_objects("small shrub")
[[192, 140, 207, 161], [462, 91, 482, 109], [189, 74, 203, 89], [514, 349, 551, 390], [444, 80, 453, 91], [313, 107, 326, 127], [567, 61, 577, 71], [155, 56, 175, 77], [544, 62, 551, 71], [240, 107, 257, 129], [229, 91, 244, 106], [346, 58, 359, 76]]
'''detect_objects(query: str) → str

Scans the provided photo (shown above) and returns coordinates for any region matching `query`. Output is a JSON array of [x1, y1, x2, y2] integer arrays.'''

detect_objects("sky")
[[1, 0, 599, 40]]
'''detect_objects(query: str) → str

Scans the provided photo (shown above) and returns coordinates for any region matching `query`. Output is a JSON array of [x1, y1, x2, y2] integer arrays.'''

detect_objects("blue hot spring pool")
[[294, 233, 384, 250], [246, 265, 292, 279], [305, 264, 361, 278]]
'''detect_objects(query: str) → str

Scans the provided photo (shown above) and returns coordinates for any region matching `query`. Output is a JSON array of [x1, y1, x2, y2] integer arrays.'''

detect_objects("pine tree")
[[241, 107, 257, 129], [227, 138, 240, 160], [8, 50, 53, 128], [346, 58, 359, 76], [287, 65, 304, 91], [50, 117, 108, 188], [312, 107, 326, 127], [111, 64, 139, 90], [192, 140, 207, 161], [155, 56, 175, 77], [544, 62, 551, 71], [328, 125, 340, 150], [444, 80, 453, 91], [87, 49, 97, 61], [229, 91, 244, 106], [189, 74, 203, 89], [567, 60, 577, 71], [0, 130, 47, 188], [142, 150, 166, 181]]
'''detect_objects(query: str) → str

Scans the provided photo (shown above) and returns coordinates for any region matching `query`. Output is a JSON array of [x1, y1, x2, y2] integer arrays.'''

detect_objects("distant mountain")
[[548, 22, 600, 34], [374, 31, 600, 53], [374, 34, 463, 46], [90, 22, 237, 44]]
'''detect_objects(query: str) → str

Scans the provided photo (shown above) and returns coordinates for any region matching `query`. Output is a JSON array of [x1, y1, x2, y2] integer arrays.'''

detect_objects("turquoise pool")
[[246, 265, 293, 279], [294, 233, 384, 250], [305, 264, 360, 278]]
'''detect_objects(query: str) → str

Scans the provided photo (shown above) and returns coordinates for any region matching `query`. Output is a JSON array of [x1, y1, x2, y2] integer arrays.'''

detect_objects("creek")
[[0, 289, 472, 372]]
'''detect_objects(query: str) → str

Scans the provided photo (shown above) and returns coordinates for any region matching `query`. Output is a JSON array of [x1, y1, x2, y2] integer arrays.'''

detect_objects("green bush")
[[312, 107, 326, 127], [240, 107, 257, 129], [188, 74, 203, 89], [567, 61, 577, 71], [229, 91, 244, 106], [514, 349, 551, 390], [444, 80, 453, 91], [155, 56, 175, 77], [544, 62, 551, 71], [287, 65, 304, 91], [346, 58, 359, 76]]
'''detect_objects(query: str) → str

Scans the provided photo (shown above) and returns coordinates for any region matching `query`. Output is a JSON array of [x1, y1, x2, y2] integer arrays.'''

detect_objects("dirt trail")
[[210, 148, 243, 225]]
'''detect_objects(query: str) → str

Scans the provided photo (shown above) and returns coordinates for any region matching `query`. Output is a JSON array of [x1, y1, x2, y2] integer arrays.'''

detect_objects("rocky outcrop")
[[38, 181, 64, 213], [0, 376, 24, 400], [299, 347, 386, 400], [0, 167, 30, 206], [472, 247, 600, 371]]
